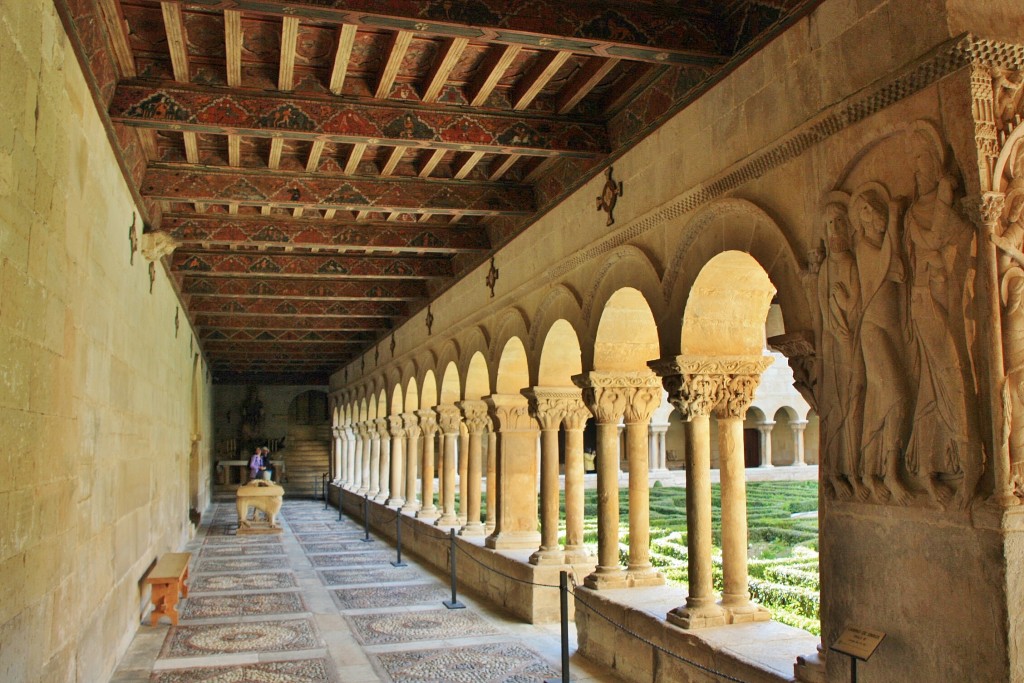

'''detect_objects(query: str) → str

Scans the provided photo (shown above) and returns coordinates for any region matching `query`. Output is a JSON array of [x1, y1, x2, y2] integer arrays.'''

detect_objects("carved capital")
[[622, 384, 662, 424], [387, 414, 404, 437], [524, 387, 582, 430], [372, 418, 387, 439], [434, 403, 462, 435], [402, 412, 421, 439], [416, 409, 438, 436], [963, 192, 1006, 229], [573, 371, 660, 424], [562, 399, 592, 431], [457, 399, 491, 434], [650, 355, 772, 419], [485, 394, 535, 432]]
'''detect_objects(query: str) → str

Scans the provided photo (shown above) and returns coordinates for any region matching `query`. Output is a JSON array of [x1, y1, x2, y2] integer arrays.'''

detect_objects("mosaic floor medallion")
[[190, 572, 297, 593], [194, 556, 290, 573], [347, 609, 499, 645], [181, 592, 306, 620], [318, 566, 423, 585], [161, 618, 320, 657], [199, 544, 287, 557], [203, 535, 281, 545], [151, 657, 336, 683], [295, 533, 366, 544], [331, 584, 449, 610], [308, 551, 393, 568], [375, 642, 560, 682]]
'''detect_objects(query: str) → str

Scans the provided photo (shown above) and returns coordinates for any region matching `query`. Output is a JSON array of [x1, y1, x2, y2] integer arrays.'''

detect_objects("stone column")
[[485, 428, 498, 534], [387, 415, 405, 508], [402, 412, 421, 513], [650, 357, 727, 628], [658, 427, 668, 469], [482, 393, 540, 549], [562, 396, 591, 564], [757, 422, 775, 468], [435, 404, 461, 526], [353, 423, 367, 494], [374, 418, 391, 503], [617, 423, 627, 472], [458, 400, 489, 536], [622, 375, 664, 586], [367, 420, 381, 498], [331, 427, 342, 484], [792, 420, 808, 466], [717, 369, 772, 622], [574, 372, 628, 589], [345, 425, 357, 490], [458, 427, 470, 524], [525, 388, 567, 564], [417, 409, 439, 519]]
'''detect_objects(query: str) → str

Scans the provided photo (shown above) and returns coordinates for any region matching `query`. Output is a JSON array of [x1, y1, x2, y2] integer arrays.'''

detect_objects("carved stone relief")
[[818, 120, 983, 508]]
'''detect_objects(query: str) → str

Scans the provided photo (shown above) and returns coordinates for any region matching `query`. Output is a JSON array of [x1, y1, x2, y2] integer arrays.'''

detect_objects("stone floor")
[[109, 500, 618, 683]]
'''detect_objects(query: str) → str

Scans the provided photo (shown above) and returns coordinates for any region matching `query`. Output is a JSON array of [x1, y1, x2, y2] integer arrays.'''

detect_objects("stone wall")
[[0, 2, 212, 681], [212, 384, 328, 455]]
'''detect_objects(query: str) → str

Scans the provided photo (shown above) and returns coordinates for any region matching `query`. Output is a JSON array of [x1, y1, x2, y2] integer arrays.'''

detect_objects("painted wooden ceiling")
[[55, 0, 821, 383]]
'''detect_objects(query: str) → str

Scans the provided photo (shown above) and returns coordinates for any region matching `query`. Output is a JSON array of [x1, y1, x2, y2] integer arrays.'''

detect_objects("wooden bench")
[[144, 552, 191, 626]]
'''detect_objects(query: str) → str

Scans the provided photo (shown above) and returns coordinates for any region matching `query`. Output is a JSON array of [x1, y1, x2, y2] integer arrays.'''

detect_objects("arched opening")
[[280, 389, 330, 497]]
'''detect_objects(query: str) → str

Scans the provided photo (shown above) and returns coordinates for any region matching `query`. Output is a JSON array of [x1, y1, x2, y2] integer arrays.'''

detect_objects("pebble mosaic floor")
[[109, 498, 617, 683]]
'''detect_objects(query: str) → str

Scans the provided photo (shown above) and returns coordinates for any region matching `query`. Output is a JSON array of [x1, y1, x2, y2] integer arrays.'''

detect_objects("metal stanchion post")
[[361, 494, 372, 542], [442, 528, 465, 609], [391, 513, 407, 567], [338, 487, 343, 521], [545, 570, 570, 683], [323, 473, 328, 508]]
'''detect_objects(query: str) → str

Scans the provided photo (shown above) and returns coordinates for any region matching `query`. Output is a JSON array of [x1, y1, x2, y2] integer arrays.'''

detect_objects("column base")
[[722, 599, 772, 623], [563, 547, 591, 564], [416, 506, 439, 521], [625, 566, 665, 587], [460, 522, 486, 537], [529, 548, 566, 565], [435, 512, 459, 527], [386, 497, 405, 509], [372, 492, 389, 504], [367, 488, 379, 499], [485, 530, 541, 550], [794, 651, 826, 683], [583, 567, 629, 590], [401, 501, 421, 514], [666, 601, 727, 629], [355, 486, 368, 495]]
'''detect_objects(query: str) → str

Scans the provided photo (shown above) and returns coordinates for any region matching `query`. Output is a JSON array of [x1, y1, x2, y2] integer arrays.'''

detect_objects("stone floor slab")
[[190, 572, 299, 593], [161, 619, 321, 657], [150, 657, 338, 682], [346, 609, 499, 646], [374, 642, 560, 682], [181, 592, 307, 620], [331, 584, 449, 610]]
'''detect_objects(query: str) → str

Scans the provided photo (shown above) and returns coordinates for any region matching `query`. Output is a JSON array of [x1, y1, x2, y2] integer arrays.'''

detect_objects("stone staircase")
[[279, 424, 332, 498]]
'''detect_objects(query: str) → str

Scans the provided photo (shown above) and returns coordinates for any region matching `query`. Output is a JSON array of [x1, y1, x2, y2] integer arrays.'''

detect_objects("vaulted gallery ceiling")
[[56, 0, 821, 384]]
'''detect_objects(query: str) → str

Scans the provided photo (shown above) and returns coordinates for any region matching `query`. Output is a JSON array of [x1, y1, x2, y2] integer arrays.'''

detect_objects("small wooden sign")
[[831, 626, 886, 661]]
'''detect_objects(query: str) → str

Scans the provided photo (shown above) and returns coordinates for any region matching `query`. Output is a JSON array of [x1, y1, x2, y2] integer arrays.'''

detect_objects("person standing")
[[248, 446, 265, 482]]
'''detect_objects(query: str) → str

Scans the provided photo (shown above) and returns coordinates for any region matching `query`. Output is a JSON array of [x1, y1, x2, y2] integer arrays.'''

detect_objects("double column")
[[651, 355, 772, 627], [434, 404, 462, 526], [574, 371, 664, 589], [387, 414, 405, 508], [373, 418, 391, 503], [457, 400, 489, 536], [416, 410, 439, 519], [401, 413, 421, 513], [525, 388, 591, 564]]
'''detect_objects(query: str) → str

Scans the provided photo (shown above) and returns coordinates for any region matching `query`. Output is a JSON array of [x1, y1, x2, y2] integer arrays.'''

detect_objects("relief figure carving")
[[818, 197, 863, 500], [903, 130, 980, 507], [850, 184, 912, 503], [997, 190, 1024, 490]]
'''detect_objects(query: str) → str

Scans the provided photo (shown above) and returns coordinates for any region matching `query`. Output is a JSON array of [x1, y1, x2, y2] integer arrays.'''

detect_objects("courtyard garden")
[[567, 480, 820, 635]]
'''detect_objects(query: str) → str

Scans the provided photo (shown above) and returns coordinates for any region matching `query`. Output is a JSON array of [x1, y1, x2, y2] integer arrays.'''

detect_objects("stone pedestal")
[[236, 480, 284, 534], [485, 393, 541, 550]]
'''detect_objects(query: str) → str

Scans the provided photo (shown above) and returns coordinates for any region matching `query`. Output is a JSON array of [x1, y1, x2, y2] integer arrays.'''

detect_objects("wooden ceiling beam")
[[196, 314, 391, 330], [328, 23, 358, 95], [160, 214, 490, 253], [380, 146, 406, 176], [173, 251, 454, 279], [182, 276, 427, 300], [160, 2, 190, 82], [268, 137, 284, 169], [488, 153, 521, 181], [512, 50, 572, 111], [468, 44, 521, 107], [142, 165, 535, 215], [96, 0, 136, 77], [170, 0, 729, 67], [418, 149, 446, 178], [556, 56, 620, 114], [112, 82, 609, 158], [453, 151, 485, 180], [344, 143, 367, 175], [224, 9, 242, 86], [278, 16, 300, 91], [421, 37, 469, 103], [189, 298, 407, 318], [183, 132, 199, 163], [375, 30, 414, 98], [228, 134, 241, 166], [306, 139, 326, 172]]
